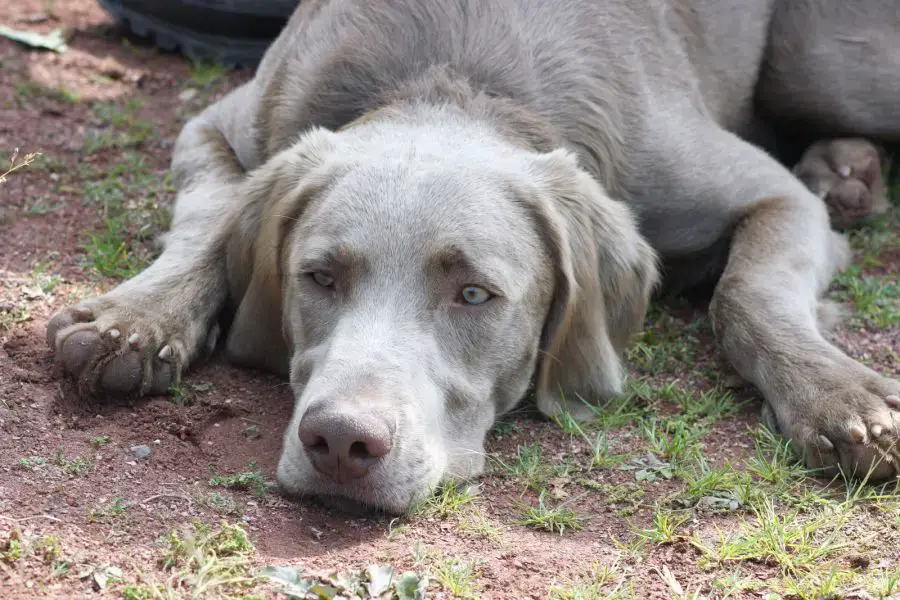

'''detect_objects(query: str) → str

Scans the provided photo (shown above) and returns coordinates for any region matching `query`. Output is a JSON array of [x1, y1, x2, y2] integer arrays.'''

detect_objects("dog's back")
[[251, 0, 777, 189]]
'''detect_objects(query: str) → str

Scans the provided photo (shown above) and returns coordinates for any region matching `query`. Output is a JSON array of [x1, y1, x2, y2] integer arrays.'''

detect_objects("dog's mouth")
[[277, 485, 411, 516], [276, 473, 437, 515]]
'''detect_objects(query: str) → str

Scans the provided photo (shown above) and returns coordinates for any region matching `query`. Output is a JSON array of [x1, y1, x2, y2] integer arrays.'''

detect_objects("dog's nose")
[[298, 407, 393, 483]]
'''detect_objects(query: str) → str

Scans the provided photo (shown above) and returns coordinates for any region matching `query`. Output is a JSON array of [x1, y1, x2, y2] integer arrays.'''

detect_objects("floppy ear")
[[527, 149, 659, 419], [224, 127, 343, 375]]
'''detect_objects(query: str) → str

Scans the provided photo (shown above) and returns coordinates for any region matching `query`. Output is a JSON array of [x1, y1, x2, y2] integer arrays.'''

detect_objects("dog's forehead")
[[302, 159, 545, 266]]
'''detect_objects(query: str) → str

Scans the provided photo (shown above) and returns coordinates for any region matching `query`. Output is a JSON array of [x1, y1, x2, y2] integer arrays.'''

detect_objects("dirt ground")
[[1, 2, 898, 599]]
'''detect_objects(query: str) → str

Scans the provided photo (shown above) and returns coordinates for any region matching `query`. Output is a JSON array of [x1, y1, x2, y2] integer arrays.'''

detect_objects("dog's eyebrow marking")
[[425, 245, 510, 294], [294, 241, 368, 275]]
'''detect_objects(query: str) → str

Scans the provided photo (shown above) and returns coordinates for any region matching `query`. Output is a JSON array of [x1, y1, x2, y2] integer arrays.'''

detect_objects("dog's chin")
[[276, 480, 432, 515], [275, 457, 440, 515], [279, 489, 417, 516]]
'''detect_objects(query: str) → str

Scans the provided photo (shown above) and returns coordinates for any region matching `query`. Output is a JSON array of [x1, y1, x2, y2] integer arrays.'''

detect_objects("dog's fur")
[[47, 0, 900, 512]]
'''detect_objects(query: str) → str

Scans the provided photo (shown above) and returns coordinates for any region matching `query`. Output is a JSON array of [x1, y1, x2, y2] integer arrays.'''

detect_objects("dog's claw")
[[886, 395, 900, 409], [871, 424, 884, 439], [838, 165, 852, 178], [108, 328, 121, 340], [818, 435, 834, 450], [849, 424, 867, 444], [158, 345, 174, 362], [128, 332, 140, 347]]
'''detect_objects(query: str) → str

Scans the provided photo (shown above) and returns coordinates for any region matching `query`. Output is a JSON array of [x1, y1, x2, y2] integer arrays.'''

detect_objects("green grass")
[[0, 305, 32, 332], [584, 379, 653, 429], [78, 151, 172, 280], [495, 442, 573, 491], [625, 305, 702, 375], [16, 456, 47, 470], [548, 562, 634, 600], [83, 100, 153, 154], [638, 416, 706, 466], [415, 480, 478, 518], [631, 508, 689, 546], [456, 507, 503, 542], [586, 431, 628, 469], [208, 463, 268, 498], [12, 80, 78, 106], [513, 490, 587, 535], [90, 434, 111, 447], [691, 496, 851, 574], [674, 458, 758, 510], [431, 557, 480, 599], [746, 425, 810, 487], [88, 496, 129, 522], [52, 446, 93, 477], [140, 520, 257, 598], [1, 535, 23, 562], [189, 59, 230, 89], [831, 266, 899, 328], [578, 481, 645, 517], [200, 491, 244, 516], [1, 530, 68, 574]]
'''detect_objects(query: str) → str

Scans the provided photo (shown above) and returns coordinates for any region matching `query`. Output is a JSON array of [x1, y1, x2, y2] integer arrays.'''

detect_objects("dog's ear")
[[225, 127, 343, 375], [526, 149, 659, 419]]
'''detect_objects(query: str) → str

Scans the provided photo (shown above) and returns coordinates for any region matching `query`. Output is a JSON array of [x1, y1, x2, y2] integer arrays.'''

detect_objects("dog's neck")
[[338, 66, 562, 154]]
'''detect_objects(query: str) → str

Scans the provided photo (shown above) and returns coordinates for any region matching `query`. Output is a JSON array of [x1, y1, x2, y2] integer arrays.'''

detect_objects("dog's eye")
[[460, 286, 492, 305], [310, 272, 334, 288]]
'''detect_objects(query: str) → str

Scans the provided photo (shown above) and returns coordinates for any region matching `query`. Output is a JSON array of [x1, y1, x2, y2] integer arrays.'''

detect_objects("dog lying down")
[[47, 0, 899, 512]]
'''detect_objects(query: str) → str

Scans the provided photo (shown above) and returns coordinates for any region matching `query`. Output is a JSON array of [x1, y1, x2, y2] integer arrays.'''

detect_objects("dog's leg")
[[642, 119, 899, 478], [46, 84, 258, 397]]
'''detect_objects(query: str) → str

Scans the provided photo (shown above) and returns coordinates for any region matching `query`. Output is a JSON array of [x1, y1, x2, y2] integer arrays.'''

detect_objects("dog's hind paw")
[[793, 138, 889, 230], [46, 296, 218, 397]]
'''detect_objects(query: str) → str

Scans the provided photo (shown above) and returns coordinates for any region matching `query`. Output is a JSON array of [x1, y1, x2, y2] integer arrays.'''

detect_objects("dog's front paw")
[[793, 138, 889, 230], [764, 357, 900, 480], [46, 295, 217, 397]]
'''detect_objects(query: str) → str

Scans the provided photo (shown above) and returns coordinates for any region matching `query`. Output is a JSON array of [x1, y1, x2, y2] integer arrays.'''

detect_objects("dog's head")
[[226, 113, 657, 513]]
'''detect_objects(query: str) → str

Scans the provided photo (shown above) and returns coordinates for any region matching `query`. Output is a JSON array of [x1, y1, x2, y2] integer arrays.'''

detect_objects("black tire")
[[96, 0, 301, 68]]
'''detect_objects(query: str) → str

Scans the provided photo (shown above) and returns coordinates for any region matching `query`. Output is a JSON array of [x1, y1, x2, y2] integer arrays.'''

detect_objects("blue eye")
[[460, 286, 492, 305], [311, 272, 334, 287]]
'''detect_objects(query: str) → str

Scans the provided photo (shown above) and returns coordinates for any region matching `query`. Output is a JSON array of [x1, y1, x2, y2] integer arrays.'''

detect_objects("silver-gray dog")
[[47, 0, 900, 512]]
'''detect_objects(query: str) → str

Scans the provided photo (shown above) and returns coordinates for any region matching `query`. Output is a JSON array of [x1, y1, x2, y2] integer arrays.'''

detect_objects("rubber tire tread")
[[96, 0, 300, 68]]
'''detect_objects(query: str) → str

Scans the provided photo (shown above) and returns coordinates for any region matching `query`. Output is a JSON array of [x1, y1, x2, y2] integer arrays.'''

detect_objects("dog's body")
[[48, 0, 900, 511]]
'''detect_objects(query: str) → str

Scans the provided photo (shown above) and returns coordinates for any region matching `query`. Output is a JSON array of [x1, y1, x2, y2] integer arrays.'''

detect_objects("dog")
[[46, 0, 900, 513]]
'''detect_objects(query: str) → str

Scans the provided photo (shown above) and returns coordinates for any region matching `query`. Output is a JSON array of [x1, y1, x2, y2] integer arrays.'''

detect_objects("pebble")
[[178, 88, 198, 102], [130, 444, 151, 460]]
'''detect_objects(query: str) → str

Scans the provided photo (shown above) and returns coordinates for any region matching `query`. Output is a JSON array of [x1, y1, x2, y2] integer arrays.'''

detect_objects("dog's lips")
[[276, 442, 441, 513], [279, 475, 429, 515]]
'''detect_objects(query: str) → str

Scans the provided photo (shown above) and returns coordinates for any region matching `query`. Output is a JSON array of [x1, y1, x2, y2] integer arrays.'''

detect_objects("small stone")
[[130, 445, 151, 460], [178, 88, 198, 102]]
